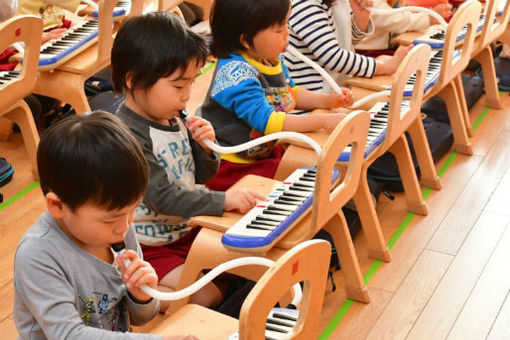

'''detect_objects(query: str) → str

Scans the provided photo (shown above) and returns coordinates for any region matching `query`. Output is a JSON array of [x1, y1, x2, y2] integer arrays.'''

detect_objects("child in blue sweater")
[[200, 0, 354, 190]]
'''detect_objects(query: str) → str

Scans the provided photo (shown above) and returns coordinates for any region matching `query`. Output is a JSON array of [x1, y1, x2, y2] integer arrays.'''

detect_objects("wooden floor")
[[1, 65, 510, 339]]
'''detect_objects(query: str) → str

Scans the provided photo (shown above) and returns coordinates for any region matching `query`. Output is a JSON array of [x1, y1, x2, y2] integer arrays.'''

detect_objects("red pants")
[[206, 145, 285, 191]]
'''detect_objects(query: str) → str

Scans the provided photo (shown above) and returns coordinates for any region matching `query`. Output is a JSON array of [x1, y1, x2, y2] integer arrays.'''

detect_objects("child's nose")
[[114, 215, 130, 234]]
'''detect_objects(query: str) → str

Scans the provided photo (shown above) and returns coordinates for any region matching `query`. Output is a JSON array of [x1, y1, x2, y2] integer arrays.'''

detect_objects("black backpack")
[[367, 116, 453, 192], [0, 157, 14, 188], [420, 73, 485, 123]]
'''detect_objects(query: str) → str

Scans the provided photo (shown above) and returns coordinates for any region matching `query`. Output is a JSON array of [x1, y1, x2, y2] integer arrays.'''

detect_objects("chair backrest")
[[438, 0, 482, 87], [129, 0, 144, 18], [0, 15, 42, 110], [238, 239, 331, 340], [384, 43, 431, 145], [478, 0, 510, 48], [310, 111, 370, 232], [94, 0, 120, 72]]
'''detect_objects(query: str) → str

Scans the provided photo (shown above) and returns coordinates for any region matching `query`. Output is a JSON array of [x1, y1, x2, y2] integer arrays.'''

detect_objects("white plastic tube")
[[367, 6, 448, 28], [287, 45, 345, 97], [349, 90, 391, 109], [120, 254, 302, 307], [81, 0, 99, 10], [201, 132, 322, 156], [180, 110, 322, 156]]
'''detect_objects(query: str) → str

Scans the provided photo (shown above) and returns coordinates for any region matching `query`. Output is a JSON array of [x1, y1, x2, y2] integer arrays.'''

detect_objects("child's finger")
[[249, 190, 267, 201]]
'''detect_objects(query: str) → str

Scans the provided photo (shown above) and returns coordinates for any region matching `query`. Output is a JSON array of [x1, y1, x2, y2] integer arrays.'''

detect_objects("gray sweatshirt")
[[116, 104, 225, 246], [13, 211, 161, 340]]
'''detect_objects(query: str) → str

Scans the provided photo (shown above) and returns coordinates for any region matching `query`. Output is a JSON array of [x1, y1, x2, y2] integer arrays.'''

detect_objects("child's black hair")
[[111, 12, 208, 95], [210, 0, 290, 58], [37, 111, 149, 211]]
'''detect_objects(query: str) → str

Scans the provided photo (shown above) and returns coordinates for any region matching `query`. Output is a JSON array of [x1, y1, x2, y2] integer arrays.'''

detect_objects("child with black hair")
[[13, 112, 197, 340], [199, 0, 354, 191], [111, 12, 263, 311]]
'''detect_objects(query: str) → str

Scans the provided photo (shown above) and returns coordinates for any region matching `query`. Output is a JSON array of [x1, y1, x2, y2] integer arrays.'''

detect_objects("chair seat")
[[150, 304, 238, 338]]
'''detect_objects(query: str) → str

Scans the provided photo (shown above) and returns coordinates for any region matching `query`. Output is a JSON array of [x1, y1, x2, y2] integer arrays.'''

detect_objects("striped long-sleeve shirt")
[[285, 0, 377, 92]]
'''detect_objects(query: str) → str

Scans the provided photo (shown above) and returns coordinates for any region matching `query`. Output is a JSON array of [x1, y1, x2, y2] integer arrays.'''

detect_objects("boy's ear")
[[45, 192, 65, 219], [240, 34, 250, 50], [125, 72, 134, 91]]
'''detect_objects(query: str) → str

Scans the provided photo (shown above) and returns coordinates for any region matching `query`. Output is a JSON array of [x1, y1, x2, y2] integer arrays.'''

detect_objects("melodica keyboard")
[[38, 19, 99, 70], [337, 101, 411, 162], [403, 48, 461, 97], [0, 71, 20, 88], [413, 14, 486, 49], [92, 0, 131, 20], [221, 168, 340, 253], [226, 308, 299, 340]]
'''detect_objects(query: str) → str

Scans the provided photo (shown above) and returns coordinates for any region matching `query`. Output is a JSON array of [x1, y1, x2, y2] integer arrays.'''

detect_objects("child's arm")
[[294, 87, 354, 110], [288, 2, 377, 78], [350, 0, 373, 33], [282, 113, 347, 133]]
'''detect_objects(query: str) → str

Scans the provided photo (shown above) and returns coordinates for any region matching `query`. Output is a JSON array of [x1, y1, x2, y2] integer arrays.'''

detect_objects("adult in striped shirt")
[[285, 0, 410, 92]]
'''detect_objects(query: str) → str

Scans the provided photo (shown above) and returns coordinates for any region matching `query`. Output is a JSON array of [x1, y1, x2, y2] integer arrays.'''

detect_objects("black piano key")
[[288, 186, 311, 192], [281, 192, 308, 199], [265, 324, 288, 333], [273, 199, 300, 206], [262, 209, 289, 217], [255, 216, 281, 224], [273, 312, 298, 321], [247, 224, 273, 231], [266, 317, 295, 328], [266, 206, 294, 213], [292, 182, 315, 189], [250, 220, 277, 227]]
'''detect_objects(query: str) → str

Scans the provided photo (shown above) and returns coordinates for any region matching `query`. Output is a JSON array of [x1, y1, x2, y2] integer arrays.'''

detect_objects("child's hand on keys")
[[224, 189, 266, 213], [328, 88, 354, 108], [185, 116, 216, 153], [116, 249, 158, 303]]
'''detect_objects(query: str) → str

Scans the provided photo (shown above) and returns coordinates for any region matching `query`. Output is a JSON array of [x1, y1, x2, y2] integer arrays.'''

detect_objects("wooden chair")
[[276, 44, 440, 263], [469, 0, 510, 110], [183, 0, 213, 20], [0, 16, 43, 179], [347, 0, 482, 155], [167, 110, 372, 317], [151, 239, 331, 340], [32, 0, 143, 115]]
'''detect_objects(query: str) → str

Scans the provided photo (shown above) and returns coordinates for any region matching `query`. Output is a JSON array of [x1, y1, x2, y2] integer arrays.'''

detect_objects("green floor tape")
[[319, 97, 499, 338], [0, 181, 39, 212]]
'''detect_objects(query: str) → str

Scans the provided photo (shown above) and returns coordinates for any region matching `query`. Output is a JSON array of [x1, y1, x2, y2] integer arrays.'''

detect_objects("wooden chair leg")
[[4, 101, 40, 180], [474, 45, 503, 110], [352, 169, 391, 263], [0, 117, 14, 141], [389, 136, 428, 216], [453, 74, 474, 137], [407, 118, 441, 190], [34, 72, 91, 115], [437, 82, 473, 155], [323, 212, 370, 303]]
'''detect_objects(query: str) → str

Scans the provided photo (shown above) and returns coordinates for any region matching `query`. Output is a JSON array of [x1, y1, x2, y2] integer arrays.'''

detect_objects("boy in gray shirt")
[[13, 112, 197, 340]]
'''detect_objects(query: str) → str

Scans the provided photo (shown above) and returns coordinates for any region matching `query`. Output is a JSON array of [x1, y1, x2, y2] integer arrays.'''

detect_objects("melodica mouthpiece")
[[179, 110, 189, 121], [111, 241, 126, 252]]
